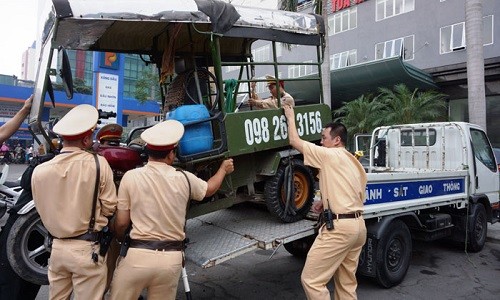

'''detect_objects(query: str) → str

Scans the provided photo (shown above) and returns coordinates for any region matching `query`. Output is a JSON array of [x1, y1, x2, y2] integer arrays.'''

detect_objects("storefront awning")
[[288, 56, 437, 107]]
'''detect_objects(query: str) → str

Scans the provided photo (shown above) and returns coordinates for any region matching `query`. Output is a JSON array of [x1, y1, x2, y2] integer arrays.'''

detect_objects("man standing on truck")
[[31, 104, 118, 300], [283, 105, 367, 300], [249, 75, 295, 109], [109, 120, 234, 300]]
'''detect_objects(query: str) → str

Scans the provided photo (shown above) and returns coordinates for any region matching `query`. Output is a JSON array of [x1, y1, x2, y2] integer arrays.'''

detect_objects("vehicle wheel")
[[467, 203, 487, 253], [264, 159, 314, 223], [375, 220, 412, 288], [283, 236, 315, 258], [0, 206, 6, 219], [7, 209, 50, 285]]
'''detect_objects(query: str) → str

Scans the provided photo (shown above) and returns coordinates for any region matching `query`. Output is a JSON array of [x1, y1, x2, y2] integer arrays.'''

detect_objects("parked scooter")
[[0, 151, 13, 164], [0, 164, 23, 219]]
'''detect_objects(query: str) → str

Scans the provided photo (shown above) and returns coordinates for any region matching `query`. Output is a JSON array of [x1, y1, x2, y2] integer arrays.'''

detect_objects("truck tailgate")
[[185, 203, 316, 268]]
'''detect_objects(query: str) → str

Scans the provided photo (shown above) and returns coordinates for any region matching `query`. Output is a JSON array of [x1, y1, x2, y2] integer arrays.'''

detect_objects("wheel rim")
[[21, 216, 50, 274], [293, 172, 309, 208], [280, 171, 309, 209], [387, 238, 403, 271], [474, 212, 486, 241]]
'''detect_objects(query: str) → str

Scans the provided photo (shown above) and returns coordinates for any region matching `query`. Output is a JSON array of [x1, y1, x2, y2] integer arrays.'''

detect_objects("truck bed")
[[186, 170, 470, 268], [185, 203, 316, 268]]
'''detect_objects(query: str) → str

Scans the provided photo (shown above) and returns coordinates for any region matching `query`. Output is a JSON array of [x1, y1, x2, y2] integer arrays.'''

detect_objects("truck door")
[[470, 128, 499, 203]]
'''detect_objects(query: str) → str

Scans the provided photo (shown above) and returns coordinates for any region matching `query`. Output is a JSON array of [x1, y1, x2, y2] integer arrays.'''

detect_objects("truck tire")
[[467, 203, 487, 253], [7, 209, 50, 285], [264, 159, 314, 223], [375, 220, 412, 288], [284, 236, 315, 258]]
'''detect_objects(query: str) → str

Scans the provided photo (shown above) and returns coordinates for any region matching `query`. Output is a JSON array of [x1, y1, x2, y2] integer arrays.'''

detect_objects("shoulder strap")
[[89, 153, 100, 233], [176, 169, 192, 233], [176, 169, 191, 203]]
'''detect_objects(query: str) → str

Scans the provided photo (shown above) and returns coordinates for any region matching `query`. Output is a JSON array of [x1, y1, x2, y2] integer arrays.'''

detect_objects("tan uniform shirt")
[[258, 92, 295, 109], [303, 142, 367, 213], [32, 147, 117, 238], [117, 161, 207, 241]]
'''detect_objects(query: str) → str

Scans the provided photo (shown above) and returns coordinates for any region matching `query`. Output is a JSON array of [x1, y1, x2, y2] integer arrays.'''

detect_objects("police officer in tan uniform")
[[96, 123, 123, 146], [31, 104, 118, 300], [249, 75, 295, 109], [110, 120, 234, 300], [284, 105, 367, 300]]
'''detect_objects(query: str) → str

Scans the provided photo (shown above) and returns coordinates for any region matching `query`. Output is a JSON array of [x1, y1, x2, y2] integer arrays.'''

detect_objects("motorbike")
[[0, 164, 23, 219], [0, 151, 13, 164], [6, 115, 145, 285]]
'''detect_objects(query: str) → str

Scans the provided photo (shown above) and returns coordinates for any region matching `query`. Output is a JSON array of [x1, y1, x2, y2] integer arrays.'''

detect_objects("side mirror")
[[45, 75, 55, 108], [59, 48, 73, 100]]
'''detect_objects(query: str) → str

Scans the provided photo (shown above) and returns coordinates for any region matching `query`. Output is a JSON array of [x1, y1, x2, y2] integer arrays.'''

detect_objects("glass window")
[[376, 0, 414, 21], [252, 45, 270, 62], [484, 15, 493, 45], [470, 129, 497, 172], [401, 129, 436, 147], [375, 35, 414, 61], [328, 7, 357, 35], [288, 61, 314, 78], [330, 50, 357, 70], [452, 23, 465, 50], [123, 54, 154, 98], [440, 16, 493, 54]]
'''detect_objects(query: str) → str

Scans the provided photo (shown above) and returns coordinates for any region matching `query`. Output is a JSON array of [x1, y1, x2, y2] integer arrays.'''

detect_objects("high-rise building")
[[20, 41, 36, 81]]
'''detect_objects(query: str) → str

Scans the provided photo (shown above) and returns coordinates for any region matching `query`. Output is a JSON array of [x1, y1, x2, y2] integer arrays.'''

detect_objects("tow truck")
[[9, 0, 500, 289], [185, 121, 500, 287]]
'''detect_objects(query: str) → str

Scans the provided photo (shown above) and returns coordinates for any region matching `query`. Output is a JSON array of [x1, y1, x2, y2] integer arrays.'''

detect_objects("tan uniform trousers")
[[48, 238, 107, 300], [301, 217, 366, 300], [109, 247, 183, 300]]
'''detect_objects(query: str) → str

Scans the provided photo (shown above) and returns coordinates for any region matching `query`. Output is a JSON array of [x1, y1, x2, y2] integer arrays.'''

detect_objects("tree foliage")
[[334, 84, 448, 138], [134, 68, 161, 103], [333, 94, 385, 140], [377, 84, 447, 124], [73, 77, 92, 95], [52, 77, 92, 95]]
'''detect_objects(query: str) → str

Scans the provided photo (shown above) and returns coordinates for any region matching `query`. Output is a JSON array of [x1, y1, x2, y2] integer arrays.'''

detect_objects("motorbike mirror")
[[45, 75, 55, 108], [58, 48, 74, 100]]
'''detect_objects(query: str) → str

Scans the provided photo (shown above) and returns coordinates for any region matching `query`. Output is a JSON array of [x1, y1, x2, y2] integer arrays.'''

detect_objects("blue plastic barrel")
[[167, 105, 213, 156]]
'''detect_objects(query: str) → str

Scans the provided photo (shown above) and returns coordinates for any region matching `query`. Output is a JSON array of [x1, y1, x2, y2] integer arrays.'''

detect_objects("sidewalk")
[[487, 222, 500, 243]]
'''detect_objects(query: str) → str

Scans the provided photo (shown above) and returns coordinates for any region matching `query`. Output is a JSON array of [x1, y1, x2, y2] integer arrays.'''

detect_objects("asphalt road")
[[2, 164, 500, 299], [31, 238, 500, 300]]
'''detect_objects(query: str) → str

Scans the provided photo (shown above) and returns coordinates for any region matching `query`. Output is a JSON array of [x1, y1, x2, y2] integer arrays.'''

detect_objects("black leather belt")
[[130, 239, 185, 251], [62, 232, 100, 242], [335, 212, 362, 219]]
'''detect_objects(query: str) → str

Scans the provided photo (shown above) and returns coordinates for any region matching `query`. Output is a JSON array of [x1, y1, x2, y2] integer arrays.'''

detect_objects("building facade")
[[20, 42, 36, 81], [228, 0, 499, 145], [320, 0, 499, 145]]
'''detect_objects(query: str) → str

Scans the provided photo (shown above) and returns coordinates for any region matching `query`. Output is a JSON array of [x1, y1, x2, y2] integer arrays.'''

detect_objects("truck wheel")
[[264, 159, 314, 223], [375, 220, 412, 288], [467, 203, 487, 253], [7, 209, 50, 285], [284, 236, 315, 258]]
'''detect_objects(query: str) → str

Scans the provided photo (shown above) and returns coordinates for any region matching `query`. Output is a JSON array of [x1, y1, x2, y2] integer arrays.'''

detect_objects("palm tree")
[[333, 94, 385, 139], [465, 0, 486, 131], [377, 84, 448, 125]]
